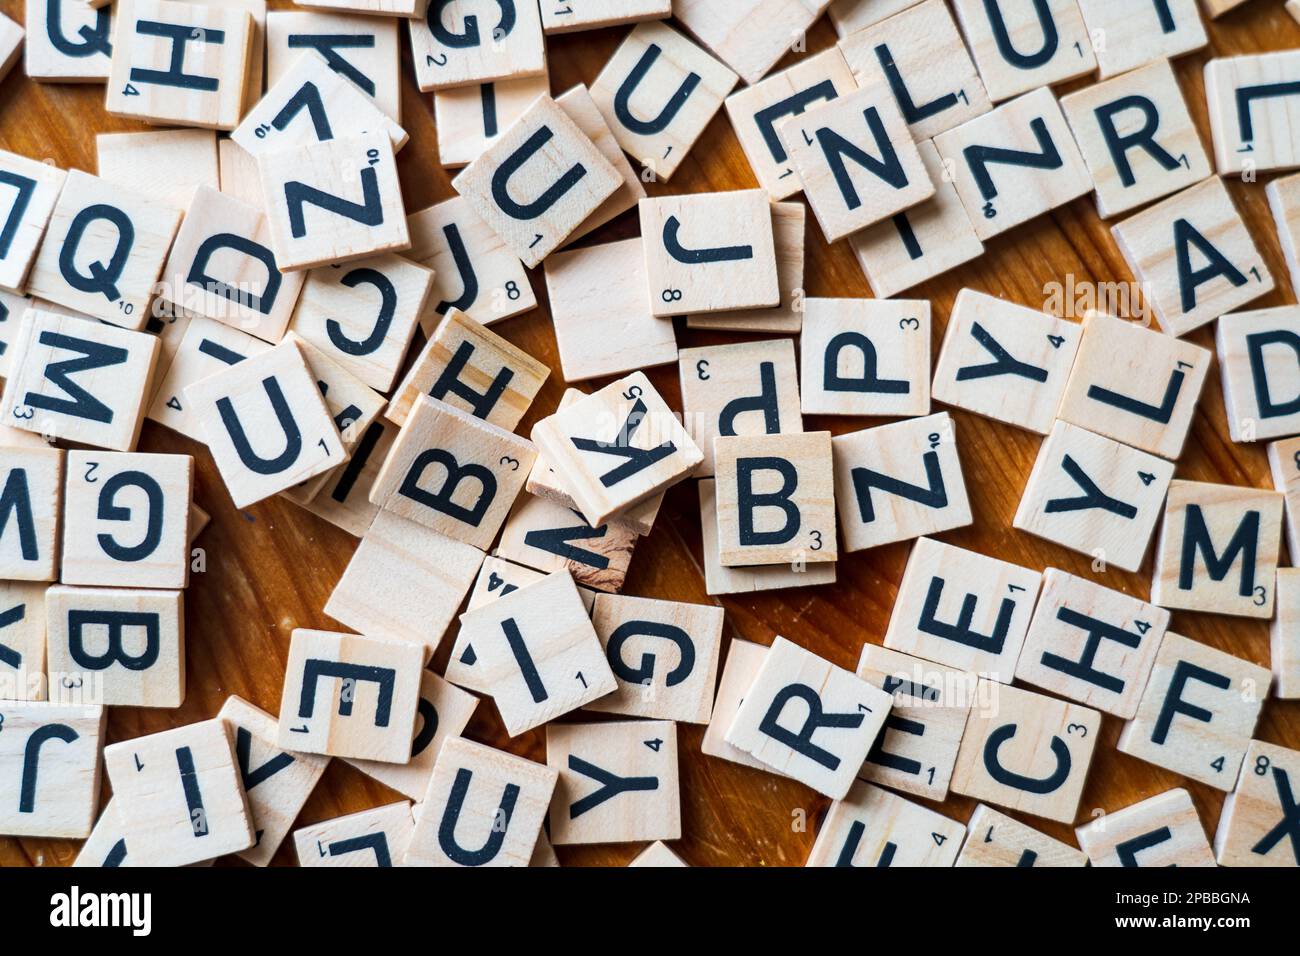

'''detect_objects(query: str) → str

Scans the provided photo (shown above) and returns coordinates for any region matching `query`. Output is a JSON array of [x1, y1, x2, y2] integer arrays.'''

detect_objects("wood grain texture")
[[3, 0, 1300, 868]]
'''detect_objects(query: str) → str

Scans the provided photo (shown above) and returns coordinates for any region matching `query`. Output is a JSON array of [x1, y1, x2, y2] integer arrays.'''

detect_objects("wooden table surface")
[[3, 0, 1300, 868]]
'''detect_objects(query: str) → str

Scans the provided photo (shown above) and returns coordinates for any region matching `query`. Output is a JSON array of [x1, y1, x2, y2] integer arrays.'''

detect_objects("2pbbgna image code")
[[1117, 892, 1252, 906]]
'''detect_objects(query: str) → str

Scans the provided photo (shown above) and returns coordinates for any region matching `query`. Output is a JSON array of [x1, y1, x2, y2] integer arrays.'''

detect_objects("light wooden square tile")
[[1206, 50, 1300, 176], [266, 11, 401, 120], [828, 0, 922, 36], [0, 446, 63, 581], [725, 635, 892, 798], [276, 627, 424, 762], [1266, 172, 1300, 295], [299, 418, 395, 537], [589, 21, 737, 182], [1076, 0, 1207, 79], [434, 73, 549, 169], [541, 0, 670, 33], [834, 412, 971, 552], [628, 840, 687, 866], [673, 0, 827, 86], [1217, 306, 1300, 442], [1152, 479, 1282, 618], [1117, 631, 1271, 789], [952, 679, 1101, 823], [0, 701, 103, 838], [1056, 309, 1210, 459], [408, 0, 545, 92], [1272, 567, 1300, 699], [1076, 788, 1215, 866], [294, 801, 413, 867], [700, 637, 777, 772], [799, 297, 930, 416], [806, 780, 965, 865], [1013, 420, 1174, 572], [1016, 568, 1170, 718], [0, 150, 66, 293], [0, 581, 47, 701], [883, 537, 1041, 682], [934, 86, 1093, 241], [952, 0, 1096, 103], [680, 338, 801, 477], [25, 0, 113, 83], [956, 803, 1088, 867], [639, 190, 780, 315], [1214, 739, 1300, 867], [1268, 435, 1300, 561], [554, 83, 648, 243], [495, 491, 641, 593], [96, 129, 219, 212], [1111, 177, 1272, 337]]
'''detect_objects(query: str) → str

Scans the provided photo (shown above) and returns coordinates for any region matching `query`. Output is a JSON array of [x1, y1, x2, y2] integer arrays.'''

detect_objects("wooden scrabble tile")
[[0, 581, 46, 701], [104, 718, 253, 864], [697, 478, 837, 595], [1061, 60, 1210, 219], [25, 0, 113, 83], [105, 0, 252, 130], [956, 803, 1088, 867], [672, 0, 825, 87], [1206, 50, 1300, 176], [931, 289, 1081, 434], [0, 701, 104, 838], [389, 307, 548, 431], [806, 780, 965, 866], [294, 801, 413, 867], [266, 11, 400, 120], [1013, 421, 1174, 572], [146, 315, 270, 440], [1269, 436, 1300, 561], [408, 0, 545, 92], [300, 418, 395, 537], [96, 129, 220, 212], [714, 431, 836, 568], [833, 413, 971, 552], [259, 131, 408, 272], [60, 451, 192, 589], [189, 0, 265, 116], [289, 254, 431, 394], [456, 570, 616, 736], [554, 83, 648, 243], [0, 150, 66, 294], [158, 187, 301, 344], [547, 720, 679, 845], [232, 49, 406, 159], [531, 371, 702, 526], [589, 21, 737, 183], [952, 0, 1095, 104], [855, 644, 975, 801], [405, 196, 536, 330], [1152, 479, 1283, 618], [405, 736, 557, 867], [1076, 0, 1207, 80], [0, 290, 30, 374], [70, 799, 133, 867], [686, 202, 807, 333], [680, 339, 801, 477], [26, 170, 181, 329], [848, 139, 985, 297], [325, 509, 484, 653], [295, 0, 423, 15], [0, 445, 63, 581], [700, 638, 778, 772], [276, 628, 422, 762], [344, 670, 478, 801], [933, 86, 1093, 241], [1215, 739, 1300, 867], [217, 138, 263, 207], [1016, 569, 1170, 719], [952, 679, 1100, 823], [1273, 568, 1300, 699], [434, 73, 550, 168], [839, 0, 991, 140], [584, 594, 725, 723], [829, 0, 922, 36], [799, 297, 930, 417], [1076, 788, 1215, 866], [778, 83, 933, 243], [370, 394, 534, 547], [628, 840, 687, 866], [187, 340, 344, 508], [216, 695, 330, 867], [1, 310, 159, 450], [1118, 631, 1271, 789], [639, 190, 780, 315], [541, 0, 669, 33], [1056, 310, 1210, 459], [725, 636, 892, 799], [1111, 178, 1272, 337], [1217, 306, 1300, 443], [1267, 172, 1300, 295], [884, 537, 1041, 681], [724, 49, 857, 201], [525, 390, 664, 537], [544, 237, 677, 382], [494, 492, 641, 593], [453, 94, 621, 268], [45, 586, 183, 708]]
